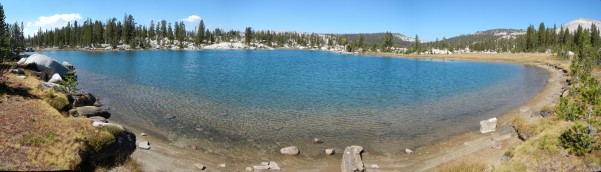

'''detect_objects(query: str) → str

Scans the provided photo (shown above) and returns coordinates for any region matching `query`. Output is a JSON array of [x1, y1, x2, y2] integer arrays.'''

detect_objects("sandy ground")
[[118, 53, 568, 171]]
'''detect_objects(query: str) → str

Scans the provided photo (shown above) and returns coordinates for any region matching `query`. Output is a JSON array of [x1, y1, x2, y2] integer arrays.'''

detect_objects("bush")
[[43, 89, 69, 111], [556, 97, 585, 121], [559, 123, 599, 156], [60, 67, 78, 93]]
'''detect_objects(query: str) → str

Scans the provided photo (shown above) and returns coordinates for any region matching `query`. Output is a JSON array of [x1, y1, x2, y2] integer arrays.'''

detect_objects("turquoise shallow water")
[[41, 50, 548, 161]]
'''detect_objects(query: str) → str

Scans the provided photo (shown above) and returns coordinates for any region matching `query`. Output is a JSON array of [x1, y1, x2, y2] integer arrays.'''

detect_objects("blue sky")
[[2, 0, 600, 41]]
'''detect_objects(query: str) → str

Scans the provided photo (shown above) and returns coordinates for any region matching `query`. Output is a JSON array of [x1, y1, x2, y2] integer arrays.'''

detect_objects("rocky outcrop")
[[280, 146, 299, 155], [90, 125, 136, 164], [70, 106, 111, 119], [138, 141, 150, 150], [22, 54, 69, 77], [480, 117, 497, 133], [341, 145, 365, 172]]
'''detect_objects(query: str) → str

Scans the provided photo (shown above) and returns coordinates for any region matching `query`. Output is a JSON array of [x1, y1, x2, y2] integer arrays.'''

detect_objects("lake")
[[41, 50, 548, 162]]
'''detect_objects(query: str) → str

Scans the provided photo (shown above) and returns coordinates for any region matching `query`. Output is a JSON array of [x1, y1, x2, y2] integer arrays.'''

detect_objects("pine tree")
[[196, 20, 205, 45], [526, 25, 537, 52], [149, 20, 155, 40], [538, 22, 546, 50], [414, 34, 420, 53], [245, 27, 252, 45], [0, 3, 10, 60], [591, 23, 600, 48], [381, 32, 393, 52]]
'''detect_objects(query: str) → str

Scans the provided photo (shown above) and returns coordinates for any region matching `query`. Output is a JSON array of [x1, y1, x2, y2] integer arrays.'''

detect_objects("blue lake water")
[[41, 50, 548, 161]]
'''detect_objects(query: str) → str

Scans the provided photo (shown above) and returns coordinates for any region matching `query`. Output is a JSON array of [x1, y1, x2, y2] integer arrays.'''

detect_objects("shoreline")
[[103, 52, 568, 171]]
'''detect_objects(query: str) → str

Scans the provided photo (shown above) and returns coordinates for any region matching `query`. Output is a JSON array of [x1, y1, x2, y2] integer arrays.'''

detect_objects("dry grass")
[[437, 159, 486, 172], [494, 118, 593, 171], [0, 72, 130, 170]]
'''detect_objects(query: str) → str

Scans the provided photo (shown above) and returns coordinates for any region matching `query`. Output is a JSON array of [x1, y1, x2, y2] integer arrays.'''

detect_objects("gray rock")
[[72, 93, 97, 107], [253, 165, 270, 170], [341, 145, 365, 172], [42, 82, 61, 89], [325, 148, 335, 155], [370, 164, 380, 169], [138, 141, 150, 150], [23, 54, 69, 77], [246, 167, 253, 171], [74, 106, 111, 119], [492, 125, 515, 141], [48, 73, 63, 83], [480, 117, 497, 133], [16, 75, 26, 79], [9, 68, 25, 74], [92, 121, 125, 131], [313, 138, 322, 144], [561, 89, 569, 97], [218, 164, 226, 168], [88, 116, 108, 123], [194, 163, 206, 170], [280, 146, 299, 155], [268, 161, 280, 170], [140, 133, 147, 136], [91, 129, 136, 163], [68, 109, 78, 117], [405, 148, 413, 154], [17, 57, 27, 65], [62, 61, 73, 68]]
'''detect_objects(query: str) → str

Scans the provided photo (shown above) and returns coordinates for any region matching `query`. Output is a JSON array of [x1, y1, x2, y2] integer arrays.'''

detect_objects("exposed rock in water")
[[325, 148, 335, 155], [92, 122, 125, 131], [280, 146, 299, 155], [73, 106, 111, 119], [139, 141, 150, 150], [492, 125, 515, 141], [341, 145, 365, 172], [48, 73, 63, 83], [480, 117, 497, 133], [72, 93, 97, 108]]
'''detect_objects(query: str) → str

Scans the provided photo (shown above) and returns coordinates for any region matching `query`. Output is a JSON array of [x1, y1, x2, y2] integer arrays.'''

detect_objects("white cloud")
[[24, 13, 82, 37], [180, 15, 202, 23]]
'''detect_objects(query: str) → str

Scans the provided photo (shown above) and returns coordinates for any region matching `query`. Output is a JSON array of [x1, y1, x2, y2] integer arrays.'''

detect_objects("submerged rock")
[[480, 117, 497, 133], [341, 145, 365, 172], [280, 146, 299, 155], [313, 138, 322, 144]]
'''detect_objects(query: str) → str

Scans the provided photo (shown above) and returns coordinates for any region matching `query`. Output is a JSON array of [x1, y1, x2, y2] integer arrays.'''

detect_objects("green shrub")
[[60, 67, 78, 93], [556, 97, 585, 121], [43, 89, 69, 111], [559, 123, 599, 156]]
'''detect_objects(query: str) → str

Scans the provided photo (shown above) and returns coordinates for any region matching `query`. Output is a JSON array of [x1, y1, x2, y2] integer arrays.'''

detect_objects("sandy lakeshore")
[[116, 52, 568, 171]]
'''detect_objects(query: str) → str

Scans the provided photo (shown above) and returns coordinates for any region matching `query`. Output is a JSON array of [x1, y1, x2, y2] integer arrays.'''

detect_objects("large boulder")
[[48, 73, 63, 83], [23, 54, 69, 77], [73, 106, 111, 119], [280, 146, 300, 155], [341, 145, 365, 172], [17, 57, 27, 65], [480, 117, 497, 133], [72, 93, 97, 107]]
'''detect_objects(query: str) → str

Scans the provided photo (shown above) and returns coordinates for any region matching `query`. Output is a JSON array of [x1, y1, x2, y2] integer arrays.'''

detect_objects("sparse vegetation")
[[438, 159, 486, 172], [42, 89, 69, 111]]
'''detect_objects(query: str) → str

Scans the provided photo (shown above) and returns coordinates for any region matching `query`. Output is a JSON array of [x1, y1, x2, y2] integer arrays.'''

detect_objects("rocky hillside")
[[560, 18, 601, 32]]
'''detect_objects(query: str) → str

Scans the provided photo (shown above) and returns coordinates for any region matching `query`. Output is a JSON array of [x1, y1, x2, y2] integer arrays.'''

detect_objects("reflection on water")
[[42, 50, 548, 163]]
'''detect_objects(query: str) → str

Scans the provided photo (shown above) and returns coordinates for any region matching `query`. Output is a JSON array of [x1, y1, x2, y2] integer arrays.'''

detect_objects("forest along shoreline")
[[102, 52, 569, 171]]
